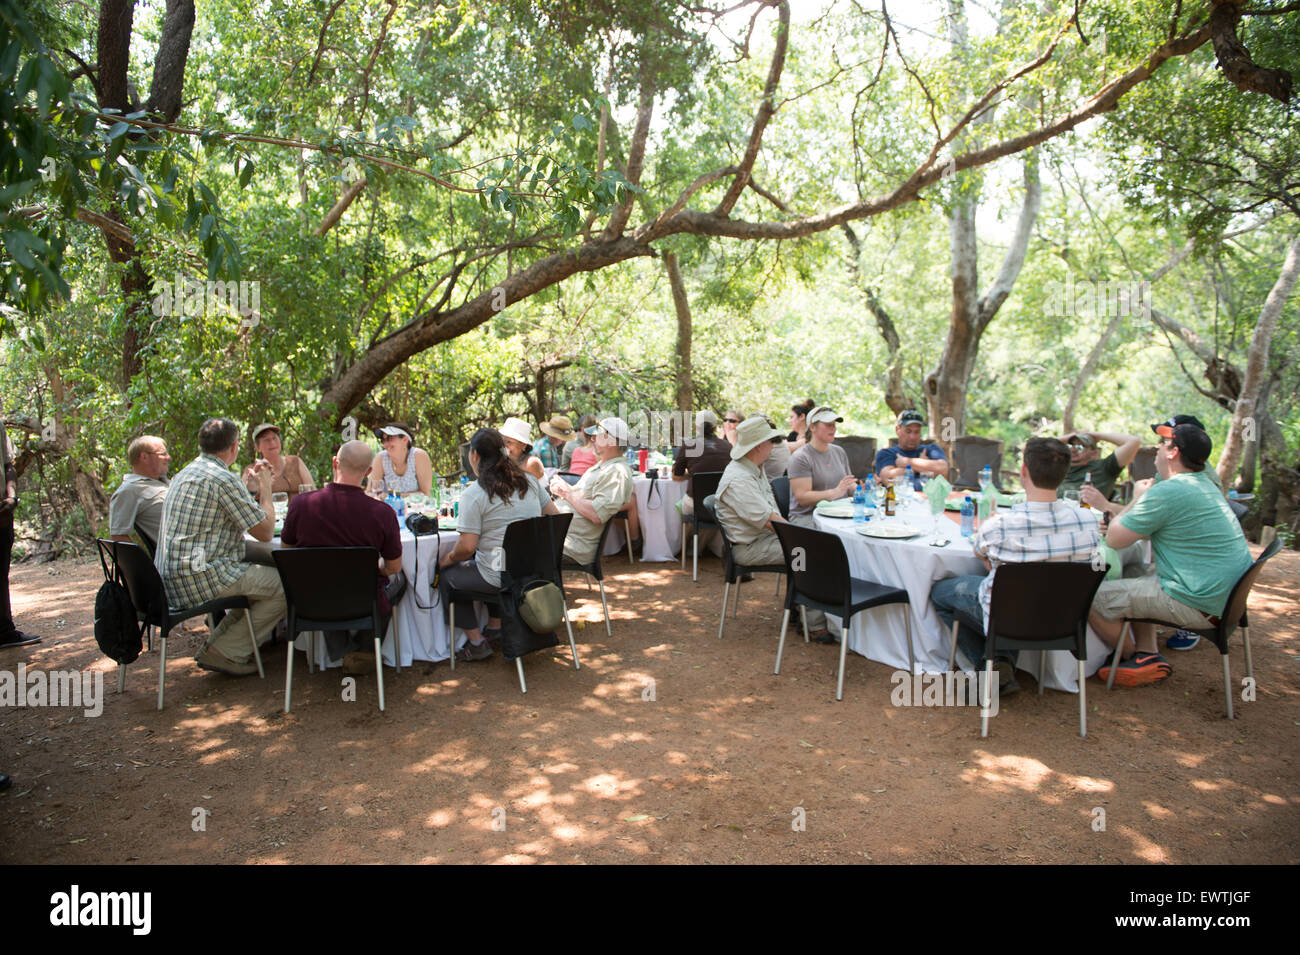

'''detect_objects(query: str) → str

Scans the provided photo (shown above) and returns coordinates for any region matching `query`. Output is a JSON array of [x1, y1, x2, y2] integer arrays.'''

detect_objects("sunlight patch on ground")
[[960, 751, 1114, 799]]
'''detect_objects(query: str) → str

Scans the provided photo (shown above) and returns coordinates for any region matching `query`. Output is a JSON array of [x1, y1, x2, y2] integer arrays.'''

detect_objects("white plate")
[[858, 522, 921, 539], [816, 502, 858, 518]]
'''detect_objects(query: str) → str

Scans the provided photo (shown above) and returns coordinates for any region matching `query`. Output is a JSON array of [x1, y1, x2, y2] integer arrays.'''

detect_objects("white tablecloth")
[[293, 528, 485, 669], [814, 504, 1113, 692], [604, 475, 687, 562]]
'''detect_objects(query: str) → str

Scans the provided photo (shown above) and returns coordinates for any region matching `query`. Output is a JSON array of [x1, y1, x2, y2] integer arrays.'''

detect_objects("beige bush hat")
[[539, 415, 576, 441], [731, 416, 786, 460]]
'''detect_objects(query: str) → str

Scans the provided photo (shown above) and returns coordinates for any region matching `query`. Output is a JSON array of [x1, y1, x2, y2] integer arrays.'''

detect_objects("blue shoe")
[[1166, 630, 1200, 651]]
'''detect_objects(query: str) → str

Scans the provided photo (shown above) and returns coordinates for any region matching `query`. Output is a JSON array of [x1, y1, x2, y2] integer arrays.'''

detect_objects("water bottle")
[[853, 481, 866, 524], [979, 465, 992, 494], [905, 463, 915, 493], [960, 496, 975, 538]]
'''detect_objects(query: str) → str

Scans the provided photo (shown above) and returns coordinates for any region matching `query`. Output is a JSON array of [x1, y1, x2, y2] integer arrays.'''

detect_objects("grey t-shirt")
[[763, 439, 791, 479], [108, 473, 170, 542], [787, 442, 852, 519], [457, 474, 550, 588]]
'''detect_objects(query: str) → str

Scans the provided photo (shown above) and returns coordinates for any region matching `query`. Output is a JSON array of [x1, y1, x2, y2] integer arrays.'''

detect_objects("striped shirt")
[[156, 453, 266, 608], [973, 500, 1100, 629]]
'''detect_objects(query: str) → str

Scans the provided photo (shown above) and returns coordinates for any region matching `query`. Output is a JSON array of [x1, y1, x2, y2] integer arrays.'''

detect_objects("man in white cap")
[[787, 405, 857, 641], [549, 417, 634, 565], [537, 414, 576, 470], [716, 417, 788, 567]]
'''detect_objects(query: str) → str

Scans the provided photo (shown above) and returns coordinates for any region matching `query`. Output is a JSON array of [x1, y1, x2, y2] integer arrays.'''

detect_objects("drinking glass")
[[298, 484, 314, 495], [1063, 489, 1081, 507], [272, 492, 288, 507], [929, 490, 945, 543]]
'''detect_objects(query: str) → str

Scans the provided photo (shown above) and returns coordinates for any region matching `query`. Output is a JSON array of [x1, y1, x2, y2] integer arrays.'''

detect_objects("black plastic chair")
[[944, 562, 1107, 738], [680, 470, 724, 581], [701, 495, 787, 640], [770, 476, 791, 520], [133, 523, 158, 559], [951, 435, 1004, 491], [1103, 537, 1281, 719], [771, 522, 914, 701], [836, 435, 878, 479], [103, 539, 264, 710], [445, 514, 578, 692], [273, 547, 390, 713], [561, 515, 619, 637], [558, 470, 634, 562]]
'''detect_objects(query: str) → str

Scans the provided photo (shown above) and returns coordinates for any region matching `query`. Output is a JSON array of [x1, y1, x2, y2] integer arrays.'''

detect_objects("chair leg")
[[1242, 625, 1254, 682], [283, 640, 294, 714], [156, 635, 168, 711], [1104, 623, 1129, 691], [1038, 648, 1046, 696], [563, 601, 580, 669], [948, 620, 959, 671], [835, 620, 850, 702], [800, 606, 809, 643], [1222, 650, 1234, 720], [773, 574, 780, 597], [447, 598, 456, 670], [981, 658, 994, 738], [374, 636, 385, 712], [692, 535, 699, 582], [1078, 659, 1087, 738], [598, 581, 612, 637], [774, 608, 791, 674], [306, 629, 315, 674], [732, 577, 742, 617], [681, 527, 687, 569], [117, 663, 126, 694], [718, 581, 730, 640], [624, 518, 634, 563], [516, 657, 528, 693], [904, 608, 914, 675], [246, 612, 264, 679]]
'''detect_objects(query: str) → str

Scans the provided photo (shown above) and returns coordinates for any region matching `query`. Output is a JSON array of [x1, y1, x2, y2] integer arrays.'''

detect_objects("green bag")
[[518, 580, 565, 634]]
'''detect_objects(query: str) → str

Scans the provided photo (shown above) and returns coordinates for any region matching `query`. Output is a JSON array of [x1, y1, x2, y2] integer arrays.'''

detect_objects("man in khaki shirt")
[[716, 417, 788, 566], [550, 416, 634, 565]]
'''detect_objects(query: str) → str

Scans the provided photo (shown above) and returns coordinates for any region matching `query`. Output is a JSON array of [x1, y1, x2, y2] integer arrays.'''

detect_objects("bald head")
[[335, 440, 375, 484]]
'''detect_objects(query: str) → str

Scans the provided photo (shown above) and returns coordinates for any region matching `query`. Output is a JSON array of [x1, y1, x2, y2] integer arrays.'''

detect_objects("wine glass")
[[929, 488, 945, 543]]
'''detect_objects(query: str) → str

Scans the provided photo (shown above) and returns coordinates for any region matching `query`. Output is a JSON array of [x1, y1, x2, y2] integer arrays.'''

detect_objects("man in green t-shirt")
[[1088, 423, 1251, 686], [1057, 429, 1140, 501]]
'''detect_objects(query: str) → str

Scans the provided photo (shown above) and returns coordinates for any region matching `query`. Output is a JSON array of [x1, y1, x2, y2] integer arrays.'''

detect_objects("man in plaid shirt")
[[157, 418, 284, 677], [930, 437, 1099, 695]]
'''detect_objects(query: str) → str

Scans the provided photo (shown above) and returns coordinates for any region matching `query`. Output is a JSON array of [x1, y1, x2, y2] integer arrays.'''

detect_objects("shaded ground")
[[1, 545, 1296, 865]]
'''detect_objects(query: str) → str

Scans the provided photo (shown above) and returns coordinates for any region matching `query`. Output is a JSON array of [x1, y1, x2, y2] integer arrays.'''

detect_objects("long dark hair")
[[470, 428, 531, 504]]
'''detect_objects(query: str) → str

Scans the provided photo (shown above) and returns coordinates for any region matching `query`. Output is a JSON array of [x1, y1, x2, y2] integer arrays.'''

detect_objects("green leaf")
[[107, 121, 130, 140], [238, 159, 254, 188], [198, 214, 215, 241]]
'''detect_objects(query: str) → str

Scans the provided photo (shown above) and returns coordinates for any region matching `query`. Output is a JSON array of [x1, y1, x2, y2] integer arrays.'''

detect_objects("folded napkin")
[[925, 474, 951, 509]]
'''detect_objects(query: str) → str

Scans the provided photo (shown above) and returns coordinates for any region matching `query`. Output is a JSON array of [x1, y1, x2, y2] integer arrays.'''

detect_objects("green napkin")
[[925, 475, 951, 510]]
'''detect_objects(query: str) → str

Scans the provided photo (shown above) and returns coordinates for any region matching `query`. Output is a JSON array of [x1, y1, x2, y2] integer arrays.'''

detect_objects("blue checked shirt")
[[156, 453, 266, 608], [973, 500, 1100, 630]]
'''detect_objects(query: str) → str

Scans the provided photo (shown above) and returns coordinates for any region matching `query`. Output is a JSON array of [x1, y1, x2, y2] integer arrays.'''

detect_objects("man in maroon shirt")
[[281, 440, 404, 670]]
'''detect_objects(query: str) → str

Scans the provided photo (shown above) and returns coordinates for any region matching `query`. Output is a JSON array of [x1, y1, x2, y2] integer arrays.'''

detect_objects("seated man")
[[1089, 423, 1251, 686], [157, 418, 284, 677], [109, 435, 171, 550], [756, 414, 791, 479], [716, 417, 788, 567], [536, 415, 576, 470], [875, 410, 950, 489], [280, 440, 403, 672], [930, 437, 1099, 696], [1057, 428, 1140, 501], [672, 410, 733, 558], [549, 417, 634, 565]]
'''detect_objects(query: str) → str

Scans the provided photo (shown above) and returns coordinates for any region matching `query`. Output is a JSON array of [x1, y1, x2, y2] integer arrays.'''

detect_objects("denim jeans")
[[929, 574, 1017, 666]]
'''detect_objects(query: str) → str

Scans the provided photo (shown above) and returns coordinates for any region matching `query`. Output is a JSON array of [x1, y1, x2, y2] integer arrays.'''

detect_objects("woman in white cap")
[[500, 417, 546, 482], [367, 421, 433, 496], [242, 423, 315, 500]]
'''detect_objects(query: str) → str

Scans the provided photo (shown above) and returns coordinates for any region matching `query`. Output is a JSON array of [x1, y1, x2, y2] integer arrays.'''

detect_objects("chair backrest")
[[1226, 498, 1248, 523], [770, 476, 791, 520], [133, 523, 158, 559], [836, 436, 877, 479], [772, 521, 851, 611], [951, 435, 1005, 490], [273, 547, 379, 623], [458, 441, 472, 476], [502, 512, 574, 585], [112, 539, 169, 621], [1216, 536, 1282, 637], [689, 471, 724, 527], [986, 562, 1107, 642], [701, 494, 737, 573], [1128, 446, 1157, 481]]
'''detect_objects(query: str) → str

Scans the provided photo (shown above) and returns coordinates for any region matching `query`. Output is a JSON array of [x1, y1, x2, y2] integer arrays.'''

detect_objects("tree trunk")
[[664, 252, 693, 414], [1217, 235, 1300, 486], [842, 223, 908, 414]]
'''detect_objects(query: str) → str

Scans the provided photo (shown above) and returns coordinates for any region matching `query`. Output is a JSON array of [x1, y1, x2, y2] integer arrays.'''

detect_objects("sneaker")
[[481, 627, 503, 652], [1166, 629, 1201, 651], [0, 631, 43, 649], [992, 660, 1021, 697], [810, 630, 838, 645], [195, 646, 260, 677], [455, 639, 493, 663], [1098, 652, 1172, 687], [342, 652, 376, 675]]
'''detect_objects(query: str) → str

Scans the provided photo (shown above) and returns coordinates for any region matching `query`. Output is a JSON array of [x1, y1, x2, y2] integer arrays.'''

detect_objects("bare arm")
[[415, 448, 434, 496], [440, 531, 479, 568], [247, 468, 276, 542], [382, 555, 402, 576], [525, 455, 545, 481], [790, 474, 855, 506]]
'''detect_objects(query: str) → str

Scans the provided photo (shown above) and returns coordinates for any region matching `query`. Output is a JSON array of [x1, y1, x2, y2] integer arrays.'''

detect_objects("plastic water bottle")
[[979, 465, 992, 494], [853, 481, 866, 523], [960, 496, 975, 538], [386, 491, 404, 518], [905, 463, 915, 493]]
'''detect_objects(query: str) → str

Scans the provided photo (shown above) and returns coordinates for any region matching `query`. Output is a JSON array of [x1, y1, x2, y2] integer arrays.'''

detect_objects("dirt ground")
[[1, 544, 1296, 865]]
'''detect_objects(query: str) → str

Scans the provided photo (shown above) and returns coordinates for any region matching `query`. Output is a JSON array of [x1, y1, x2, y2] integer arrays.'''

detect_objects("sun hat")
[[499, 418, 533, 447], [584, 416, 631, 444], [808, 406, 844, 426], [731, 416, 786, 460], [539, 415, 576, 441]]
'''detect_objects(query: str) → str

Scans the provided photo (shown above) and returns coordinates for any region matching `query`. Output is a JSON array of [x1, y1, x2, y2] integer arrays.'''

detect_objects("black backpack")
[[95, 544, 143, 665]]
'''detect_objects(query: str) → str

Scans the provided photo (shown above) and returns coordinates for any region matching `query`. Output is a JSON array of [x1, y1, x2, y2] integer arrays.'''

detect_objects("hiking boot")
[[195, 646, 259, 677], [455, 639, 493, 663], [342, 652, 376, 675], [992, 659, 1021, 697], [1166, 629, 1201, 651], [1098, 652, 1171, 687], [482, 627, 503, 652]]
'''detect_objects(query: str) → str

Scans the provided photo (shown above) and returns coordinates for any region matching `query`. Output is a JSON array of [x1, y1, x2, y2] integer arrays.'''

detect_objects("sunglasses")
[[724, 418, 741, 424]]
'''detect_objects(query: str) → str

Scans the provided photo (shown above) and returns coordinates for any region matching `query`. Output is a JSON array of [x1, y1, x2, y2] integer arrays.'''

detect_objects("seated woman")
[[438, 428, 558, 662], [566, 414, 598, 475], [367, 422, 433, 496], [242, 423, 314, 500], [500, 417, 546, 481]]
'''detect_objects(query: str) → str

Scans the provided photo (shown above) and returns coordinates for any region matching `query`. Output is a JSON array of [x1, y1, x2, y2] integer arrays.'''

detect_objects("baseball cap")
[[584, 416, 631, 444], [896, 410, 924, 427], [807, 406, 844, 426], [1153, 422, 1212, 467], [251, 423, 280, 443], [1150, 413, 1206, 435]]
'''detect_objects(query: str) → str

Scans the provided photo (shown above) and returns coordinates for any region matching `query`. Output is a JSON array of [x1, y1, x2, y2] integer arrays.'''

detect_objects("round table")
[[603, 474, 687, 562]]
